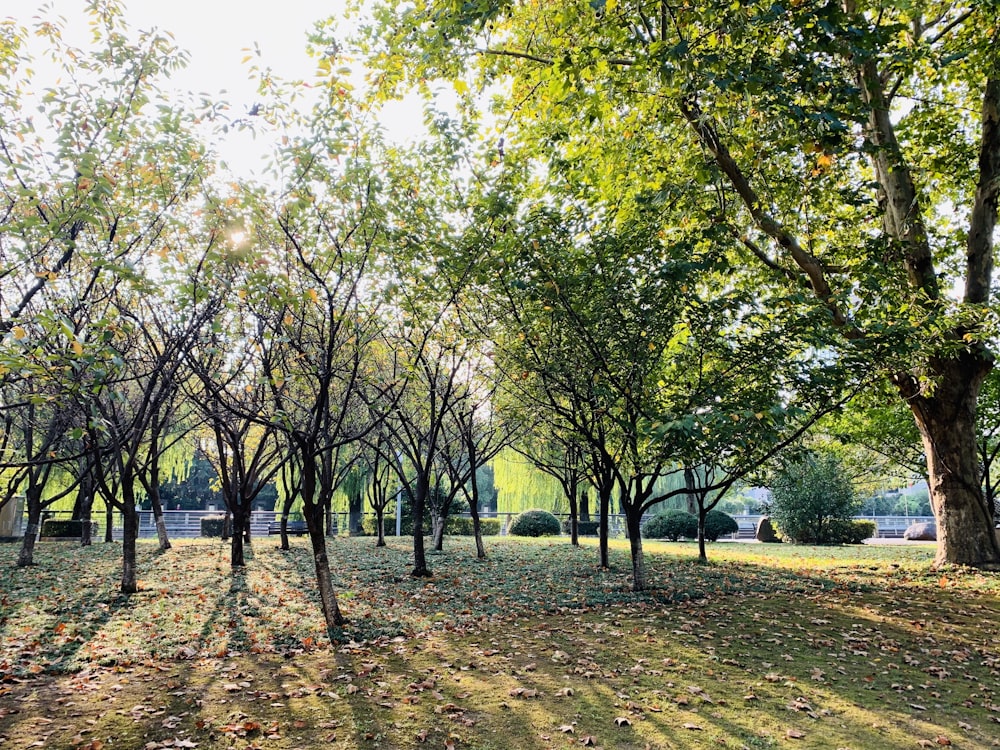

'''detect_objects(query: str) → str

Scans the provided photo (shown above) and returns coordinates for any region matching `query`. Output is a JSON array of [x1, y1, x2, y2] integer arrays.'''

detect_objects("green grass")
[[1, 535, 999, 749]]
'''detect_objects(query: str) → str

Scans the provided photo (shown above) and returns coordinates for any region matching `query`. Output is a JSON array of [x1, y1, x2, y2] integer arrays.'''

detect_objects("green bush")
[[200, 515, 226, 537], [446, 516, 501, 536], [703, 510, 739, 541], [40, 519, 98, 538], [508, 509, 562, 537], [769, 450, 861, 544], [561, 519, 600, 536], [824, 518, 876, 544], [643, 510, 698, 541]]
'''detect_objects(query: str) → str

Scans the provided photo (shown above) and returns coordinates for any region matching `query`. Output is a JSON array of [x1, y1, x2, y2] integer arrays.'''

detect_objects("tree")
[[358, 0, 1000, 567], [768, 449, 861, 545]]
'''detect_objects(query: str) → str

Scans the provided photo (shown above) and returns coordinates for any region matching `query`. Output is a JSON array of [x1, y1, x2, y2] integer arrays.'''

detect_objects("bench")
[[268, 520, 308, 536]]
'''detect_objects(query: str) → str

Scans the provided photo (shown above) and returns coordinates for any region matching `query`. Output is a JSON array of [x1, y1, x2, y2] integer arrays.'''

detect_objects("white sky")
[[9, 1, 423, 173]]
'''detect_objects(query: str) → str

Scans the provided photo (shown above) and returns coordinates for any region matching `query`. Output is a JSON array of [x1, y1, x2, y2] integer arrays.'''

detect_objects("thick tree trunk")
[[16, 488, 42, 567], [411, 474, 432, 577], [231, 509, 247, 568], [625, 510, 646, 591], [305, 502, 345, 635], [685, 467, 698, 516], [901, 354, 1000, 568]]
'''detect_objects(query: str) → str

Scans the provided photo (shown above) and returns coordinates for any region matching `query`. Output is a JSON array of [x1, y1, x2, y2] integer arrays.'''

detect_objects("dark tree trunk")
[[76, 471, 95, 547], [568, 484, 579, 547], [900, 354, 1000, 568], [230, 506, 248, 568], [685, 466, 698, 516], [120, 486, 139, 594], [300, 451, 346, 636], [104, 498, 114, 543], [598, 486, 611, 569], [580, 490, 590, 523], [432, 511, 445, 551], [469, 482, 486, 560], [148, 481, 171, 552], [375, 507, 386, 547], [279, 494, 294, 551], [16, 485, 42, 567], [411, 473, 431, 577], [625, 507, 646, 591], [697, 507, 708, 563]]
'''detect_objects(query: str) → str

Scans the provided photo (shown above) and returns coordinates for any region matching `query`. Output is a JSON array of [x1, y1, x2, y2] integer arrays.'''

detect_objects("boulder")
[[903, 521, 936, 541], [755, 516, 780, 543]]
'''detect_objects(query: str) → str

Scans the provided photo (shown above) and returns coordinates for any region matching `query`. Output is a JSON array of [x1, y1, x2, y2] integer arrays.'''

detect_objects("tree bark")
[[598, 486, 610, 569], [411, 473, 432, 577], [16, 486, 42, 567], [149, 486, 171, 552], [898, 354, 1000, 567], [626, 509, 646, 592], [375, 507, 386, 547], [579, 490, 590, 523], [305, 502, 345, 636], [432, 512, 445, 551], [120, 490, 139, 594], [697, 508, 708, 563]]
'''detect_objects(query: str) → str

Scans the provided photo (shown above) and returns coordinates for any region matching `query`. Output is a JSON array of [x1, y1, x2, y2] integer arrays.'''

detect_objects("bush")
[[445, 516, 501, 536], [40, 519, 98, 538], [703, 510, 739, 541], [561, 519, 600, 536], [200, 515, 226, 537], [825, 518, 876, 544], [643, 510, 698, 541], [769, 450, 861, 545], [508, 509, 562, 537]]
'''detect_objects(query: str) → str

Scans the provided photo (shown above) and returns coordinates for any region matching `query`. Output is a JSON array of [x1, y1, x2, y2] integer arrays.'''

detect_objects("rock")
[[755, 516, 780, 543], [903, 521, 936, 541]]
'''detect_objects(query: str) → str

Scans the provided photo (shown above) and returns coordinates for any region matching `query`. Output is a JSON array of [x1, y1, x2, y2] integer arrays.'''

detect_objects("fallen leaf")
[[786, 729, 806, 739], [683, 723, 702, 731], [614, 716, 631, 727]]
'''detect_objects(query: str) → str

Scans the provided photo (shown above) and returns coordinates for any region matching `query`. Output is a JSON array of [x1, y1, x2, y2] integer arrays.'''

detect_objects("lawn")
[[1, 535, 999, 749]]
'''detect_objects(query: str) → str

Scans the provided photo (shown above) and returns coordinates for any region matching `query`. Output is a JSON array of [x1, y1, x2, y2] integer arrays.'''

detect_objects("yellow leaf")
[[307, 288, 319, 304], [454, 79, 469, 95], [12, 326, 26, 340], [71, 340, 84, 355]]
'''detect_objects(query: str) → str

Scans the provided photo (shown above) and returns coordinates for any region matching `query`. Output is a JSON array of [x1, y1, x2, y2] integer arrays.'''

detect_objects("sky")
[[9, 1, 423, 173]]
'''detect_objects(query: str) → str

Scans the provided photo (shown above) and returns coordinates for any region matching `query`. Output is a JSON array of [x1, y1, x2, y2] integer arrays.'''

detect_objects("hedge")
[[508, 509, 562, 537], [561, 520, 600, 536], [200, 515, 226, 537], [360, 515, 501, 537], [40, 519, 98, 538], [643, 510, 698, 541]]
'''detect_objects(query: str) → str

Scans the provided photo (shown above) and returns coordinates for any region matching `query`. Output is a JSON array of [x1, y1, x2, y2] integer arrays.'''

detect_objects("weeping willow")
[[491, 449, 567, 514]]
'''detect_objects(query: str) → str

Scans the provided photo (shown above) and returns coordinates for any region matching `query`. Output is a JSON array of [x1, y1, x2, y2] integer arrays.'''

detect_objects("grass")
[[1, 535, 999, 749]]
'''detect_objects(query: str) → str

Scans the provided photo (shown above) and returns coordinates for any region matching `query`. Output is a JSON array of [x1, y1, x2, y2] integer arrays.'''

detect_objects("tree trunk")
[[697, 507, 708, 563], [568, 487, 579, 547], [625, 509, 646, 592], [77, 471, 95, 547], [598, 486, 610, 569], [221, 511, 233, 541], [120, 490, 139, 594], [469, 491, 486, 559], [104, 498, 114, 543], [149, 486, 171, 552], [231, 508, 247, 568], [685, 466, 698, 516], [432, 512, 445, 551], [305, 502, 346, 636], [579, 490, 590, 523], [375, 507, 386, 547], [411, 474, 432, 577], [902, 354, 1000, 568], [16, 487, 42, 567], [279, 494, 294, 551]]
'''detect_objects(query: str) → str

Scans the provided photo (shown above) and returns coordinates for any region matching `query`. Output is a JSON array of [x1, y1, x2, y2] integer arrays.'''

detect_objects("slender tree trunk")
[[625, 508, 646, 592], [120, 486, 139, 594], [901, 355, 1000, 567], [432, 512, 445, 551], [469, 491, 486, 559], [411, 473, 432, 577], [221, 510, 233, 541], [685, 466, 698, 516], [231, 507, 247, 568], [77, 471, 95, 547], [598, 486, 610, 569], [697, 506, 708, 563], [580, 490, 590, 523], [149, 483, 171, 552], [279, 494, 294, 551], [568, 482, 579, 547], [104, 497, 114, 543], [375, 507, 386, 547], [16, 486, 42, 567], [300, 451, 345, 635]]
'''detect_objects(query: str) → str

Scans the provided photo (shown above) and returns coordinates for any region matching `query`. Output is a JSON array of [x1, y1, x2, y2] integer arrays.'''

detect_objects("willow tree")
[[357, 0, 1000, 567]]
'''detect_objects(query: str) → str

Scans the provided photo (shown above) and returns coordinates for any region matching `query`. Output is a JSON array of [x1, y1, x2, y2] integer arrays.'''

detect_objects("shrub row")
[[560, 519, 600, 536], [40, 519, 99, 538], [641, 510, 740, 542], [359, 515, 501, 537], [777, 518, 876, 545]]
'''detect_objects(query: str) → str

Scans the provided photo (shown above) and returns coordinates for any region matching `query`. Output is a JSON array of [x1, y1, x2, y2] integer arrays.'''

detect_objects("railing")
[[9, 509, 940, 542]]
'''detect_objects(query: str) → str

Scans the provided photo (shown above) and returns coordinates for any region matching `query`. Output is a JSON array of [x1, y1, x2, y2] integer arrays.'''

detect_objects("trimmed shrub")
[[825, 518, 876, 544], [40, 519, 98, 538], [200, 515, 226, 537], [508, 509, 561, 537], [703, 510, 739, 541], [643, 510, 698, 541], [362, 515, 413, 537], [446, 516, 501, 536], [561, 520, 600, 536]]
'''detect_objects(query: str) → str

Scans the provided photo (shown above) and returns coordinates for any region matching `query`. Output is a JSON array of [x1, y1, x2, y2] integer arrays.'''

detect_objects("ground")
[[1, 536, 999, 749]]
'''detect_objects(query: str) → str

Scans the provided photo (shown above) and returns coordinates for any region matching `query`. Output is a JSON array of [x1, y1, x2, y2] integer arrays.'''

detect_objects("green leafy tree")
[[769, 450, 861, 545], [357, 0, 1000, 568]]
